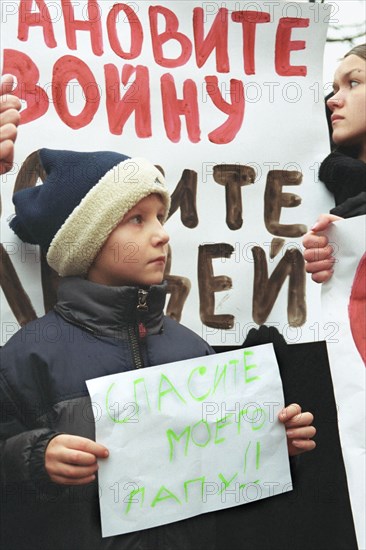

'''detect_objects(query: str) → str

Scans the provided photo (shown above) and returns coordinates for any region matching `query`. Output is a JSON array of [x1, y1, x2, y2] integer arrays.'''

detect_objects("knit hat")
[[10, 149, 170, 277]]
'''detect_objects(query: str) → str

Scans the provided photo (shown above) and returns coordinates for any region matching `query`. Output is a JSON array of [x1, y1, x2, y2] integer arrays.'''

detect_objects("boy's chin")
[[136, 276, 165, 287], [149, 277, 165, 286]]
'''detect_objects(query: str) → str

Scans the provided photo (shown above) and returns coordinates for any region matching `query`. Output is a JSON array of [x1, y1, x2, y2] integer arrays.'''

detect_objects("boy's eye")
[[350, 80, 359, 88], [157, 214, 165, 224], [130, 215, 142, 224]]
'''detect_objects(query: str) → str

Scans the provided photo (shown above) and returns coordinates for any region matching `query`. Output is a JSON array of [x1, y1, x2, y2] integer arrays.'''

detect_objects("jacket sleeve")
[[0, 349, 59, 484]]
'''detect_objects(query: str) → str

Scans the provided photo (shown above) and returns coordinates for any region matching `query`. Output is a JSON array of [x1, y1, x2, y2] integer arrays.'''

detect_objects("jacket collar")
[[54, 277, 167, 338]]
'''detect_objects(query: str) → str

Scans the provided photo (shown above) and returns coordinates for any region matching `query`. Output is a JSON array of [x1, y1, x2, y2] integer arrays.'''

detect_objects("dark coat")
[[0, 278, 215, 550]]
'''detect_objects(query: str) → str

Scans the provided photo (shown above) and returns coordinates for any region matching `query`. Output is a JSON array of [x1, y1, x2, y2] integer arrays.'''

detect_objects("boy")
[[0, 147, 315, 549]]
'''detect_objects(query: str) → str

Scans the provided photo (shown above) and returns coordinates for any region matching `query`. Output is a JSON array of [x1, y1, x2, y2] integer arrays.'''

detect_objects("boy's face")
[[87, 194, 169, 287]]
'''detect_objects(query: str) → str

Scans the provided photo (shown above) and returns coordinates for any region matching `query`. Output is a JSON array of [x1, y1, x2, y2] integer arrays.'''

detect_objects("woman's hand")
[[279, 403, 316, 456], [45, 434, 109, 485], [302, 213, 342, 283]]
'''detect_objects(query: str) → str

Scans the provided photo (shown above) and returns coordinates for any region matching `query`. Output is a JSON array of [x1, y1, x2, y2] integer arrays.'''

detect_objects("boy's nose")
[[153, 223, 170, 246]]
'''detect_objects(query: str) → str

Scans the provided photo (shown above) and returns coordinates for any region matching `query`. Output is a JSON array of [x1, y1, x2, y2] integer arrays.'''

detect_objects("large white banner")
[[86, 343, 292, 537], [0, 1, 333, 346], [322, 216, 366, 550]]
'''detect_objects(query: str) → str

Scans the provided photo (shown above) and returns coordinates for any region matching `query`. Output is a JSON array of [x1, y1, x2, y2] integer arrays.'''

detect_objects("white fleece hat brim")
[[47, 157, 170, 277]]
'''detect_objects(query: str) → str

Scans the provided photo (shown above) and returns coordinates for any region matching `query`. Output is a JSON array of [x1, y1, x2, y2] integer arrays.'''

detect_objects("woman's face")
[[327, 54, 366, 149]]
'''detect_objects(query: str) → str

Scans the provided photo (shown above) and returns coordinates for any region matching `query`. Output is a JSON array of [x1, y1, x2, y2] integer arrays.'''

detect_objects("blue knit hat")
[[10, 149, 170, 277]]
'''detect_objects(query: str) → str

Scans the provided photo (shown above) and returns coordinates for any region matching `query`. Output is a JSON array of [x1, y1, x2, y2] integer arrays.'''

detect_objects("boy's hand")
[[302, 213, 341, 283], [45, 434, 109, 485], [0, 74, 21, 175], [279, 403, 316, 456]]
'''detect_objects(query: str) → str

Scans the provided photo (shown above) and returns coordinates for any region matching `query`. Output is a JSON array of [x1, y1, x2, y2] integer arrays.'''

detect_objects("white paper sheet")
[[87, 343, 292, 537]]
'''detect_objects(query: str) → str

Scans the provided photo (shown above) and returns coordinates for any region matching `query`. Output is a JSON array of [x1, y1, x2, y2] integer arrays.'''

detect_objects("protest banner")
[[0, 0, 334, 346], [86, 343, 292, 536], [321, 216, 366, 550]]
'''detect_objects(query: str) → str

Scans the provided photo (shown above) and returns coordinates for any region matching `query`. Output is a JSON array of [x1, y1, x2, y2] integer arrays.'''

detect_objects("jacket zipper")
[[128, 289, 149, 369], [56, 290, 148, 369]]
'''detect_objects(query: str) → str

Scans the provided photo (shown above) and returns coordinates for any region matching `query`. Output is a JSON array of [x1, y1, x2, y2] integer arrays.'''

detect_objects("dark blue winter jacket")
[[0, 277, 215, 550]]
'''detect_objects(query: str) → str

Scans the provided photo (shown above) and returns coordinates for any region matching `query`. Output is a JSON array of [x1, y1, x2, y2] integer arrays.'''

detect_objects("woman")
[[303, 44, 366, 282]]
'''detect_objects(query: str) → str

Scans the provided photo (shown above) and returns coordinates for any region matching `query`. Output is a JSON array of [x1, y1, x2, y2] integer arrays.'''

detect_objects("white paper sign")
[[86, 343, 292, 537], [321, 216, 366, 550]]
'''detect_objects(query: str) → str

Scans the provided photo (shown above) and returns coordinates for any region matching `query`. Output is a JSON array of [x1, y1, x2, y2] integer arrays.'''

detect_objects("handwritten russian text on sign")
[[0, 1, 333, 345], [86, 343, 292, 536]]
